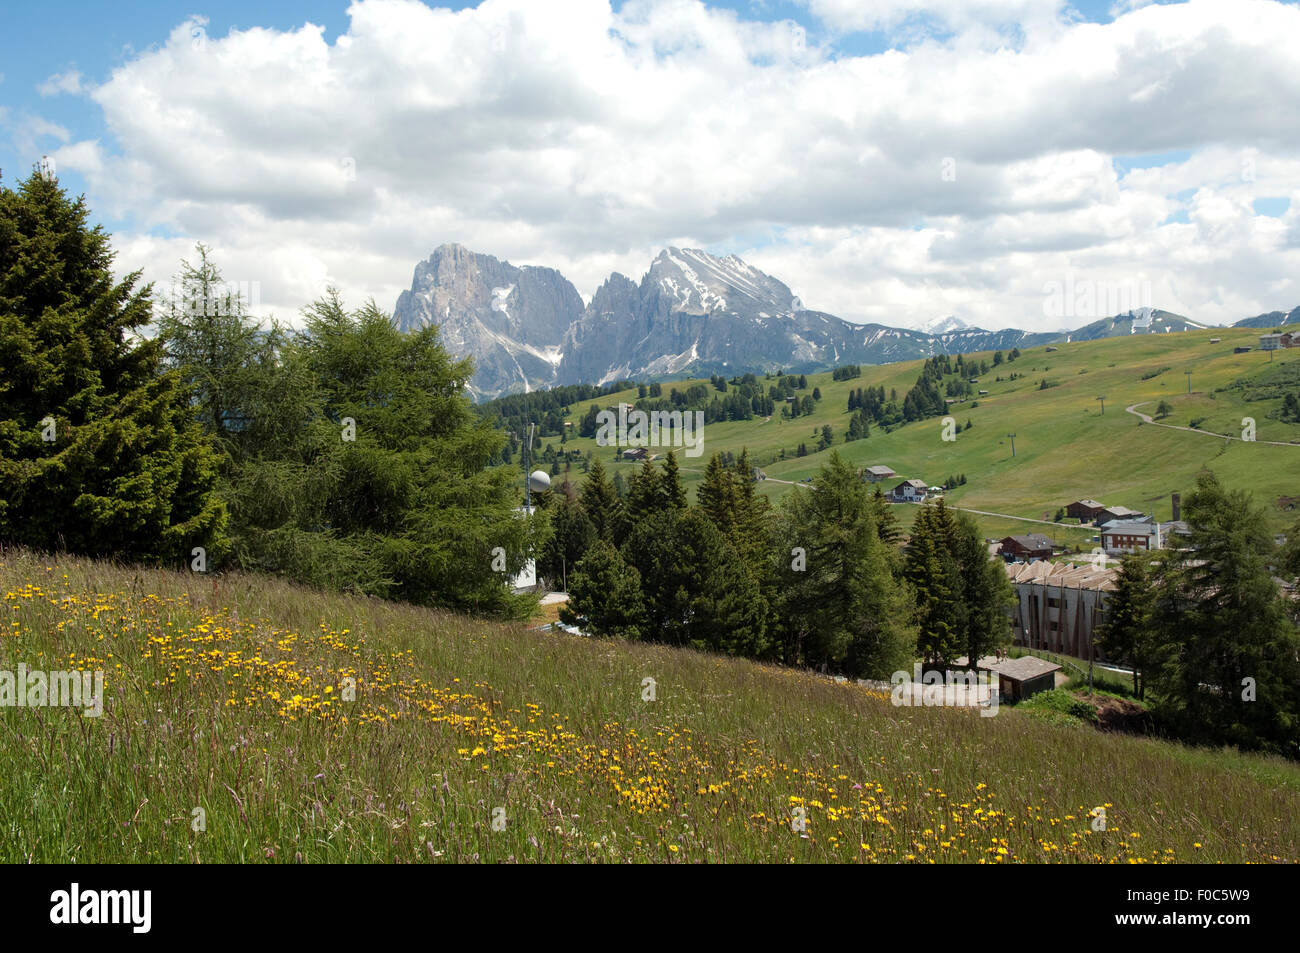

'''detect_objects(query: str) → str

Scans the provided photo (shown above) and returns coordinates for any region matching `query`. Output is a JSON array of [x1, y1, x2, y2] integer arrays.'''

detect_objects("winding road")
[[1125, 401, 1300, 448]]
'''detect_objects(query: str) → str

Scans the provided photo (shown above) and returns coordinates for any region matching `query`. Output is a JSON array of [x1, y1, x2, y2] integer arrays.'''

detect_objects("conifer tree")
[[579, 454, 620, 540], [560, 539, 646, 639], [696, 452, 737, 536], [660, 451, 687, 509], [770, 452, 914, 676], [1147, 471, 1300, 753], [624, 456, 664, 524], [904, 503, 964, 666], [0, 171, 227, 562], [1095, 551, 1158, 697]]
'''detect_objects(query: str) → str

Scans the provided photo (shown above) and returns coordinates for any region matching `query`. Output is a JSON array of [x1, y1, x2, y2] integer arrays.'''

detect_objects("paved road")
[[753, 484, 1088, 531], [941, 503, 1081, 529], [1125, 401, 1300, 448]]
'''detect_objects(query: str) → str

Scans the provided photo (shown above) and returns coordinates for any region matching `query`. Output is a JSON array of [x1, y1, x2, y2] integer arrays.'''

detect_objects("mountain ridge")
[[391, 244, 1283, 400]]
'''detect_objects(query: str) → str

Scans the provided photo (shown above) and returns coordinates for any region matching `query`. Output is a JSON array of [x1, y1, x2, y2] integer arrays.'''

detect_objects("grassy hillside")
[[537, 328, 1300, 539], [3, 550, 1296, 864]]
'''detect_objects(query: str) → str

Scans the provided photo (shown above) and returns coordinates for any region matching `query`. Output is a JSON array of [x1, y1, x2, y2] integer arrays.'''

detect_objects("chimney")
[[1171, 492, 1181, 522]]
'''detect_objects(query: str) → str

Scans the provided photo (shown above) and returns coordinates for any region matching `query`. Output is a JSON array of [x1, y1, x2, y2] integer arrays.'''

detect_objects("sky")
[[2, 0, 1299, 332]]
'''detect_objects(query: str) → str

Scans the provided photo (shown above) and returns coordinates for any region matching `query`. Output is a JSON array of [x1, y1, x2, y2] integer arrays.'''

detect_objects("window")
[[1047, 597, 1060, 608]]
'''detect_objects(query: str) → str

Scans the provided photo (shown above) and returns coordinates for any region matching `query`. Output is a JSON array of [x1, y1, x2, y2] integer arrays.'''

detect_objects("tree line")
[[0, 171, 542, 618], [553, 449, 1015, 678], [1097, 470, 1300, 755]]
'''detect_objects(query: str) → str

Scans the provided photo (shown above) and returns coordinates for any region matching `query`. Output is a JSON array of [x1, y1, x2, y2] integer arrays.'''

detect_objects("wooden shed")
[[979, 656, 1061, 703]]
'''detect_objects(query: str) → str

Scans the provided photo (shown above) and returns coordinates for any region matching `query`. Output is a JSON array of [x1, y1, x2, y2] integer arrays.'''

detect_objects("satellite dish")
[[528, 470, 551, 493]]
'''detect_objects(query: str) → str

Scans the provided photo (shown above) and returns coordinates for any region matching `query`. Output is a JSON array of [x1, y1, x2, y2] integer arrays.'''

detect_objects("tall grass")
[[1, 549, 1295, 863]]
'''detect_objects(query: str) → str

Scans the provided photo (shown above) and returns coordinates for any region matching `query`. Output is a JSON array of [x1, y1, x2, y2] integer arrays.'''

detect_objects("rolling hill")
[[512, 325, 1300, 543]]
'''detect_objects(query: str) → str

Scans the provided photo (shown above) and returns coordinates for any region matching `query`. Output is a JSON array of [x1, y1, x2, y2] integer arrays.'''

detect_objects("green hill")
[[2, 550, 1296, 863], [527, 327, 1300, 543]]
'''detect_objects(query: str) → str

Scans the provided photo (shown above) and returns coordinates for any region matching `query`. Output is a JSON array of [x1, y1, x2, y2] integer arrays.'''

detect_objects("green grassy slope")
[[539, 328, 1300, 537], [2, 550, 1296, 863]]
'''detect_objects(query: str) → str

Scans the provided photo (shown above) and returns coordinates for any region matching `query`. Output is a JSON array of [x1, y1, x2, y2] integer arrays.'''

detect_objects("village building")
[[998, 533, 1054, 562], [862, 465, 897, 483], [621, 447, 657, 462], [1095, 505, 1145, 525], [1260, 332, 1296, 350], [890, 478, 929, 502], [1100, 520, 1159, 554], [1065, 499, 1106, 521], [976, 656, 1061, 703], [1005, 561, 1117, 661], [1158, 520, 1192, 549]]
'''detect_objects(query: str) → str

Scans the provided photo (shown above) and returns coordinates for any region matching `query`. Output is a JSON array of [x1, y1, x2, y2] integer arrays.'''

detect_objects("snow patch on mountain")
[[922, 315, 969, 335]]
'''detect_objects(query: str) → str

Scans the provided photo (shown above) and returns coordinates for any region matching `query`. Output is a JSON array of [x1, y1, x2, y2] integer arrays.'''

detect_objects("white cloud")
[[37, 70, 85, 97], [39, 0, 1300, 333]]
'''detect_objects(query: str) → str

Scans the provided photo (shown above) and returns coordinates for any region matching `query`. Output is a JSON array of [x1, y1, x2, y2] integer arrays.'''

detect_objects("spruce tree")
[[623, 508, 768, 656], [579, 454, 620, 540], [904, 503, 964, 666], [1095, 551, 1158, 697], [560, 539, 646, 639], [624, 456, 664, 524], [660, 451, 687, 509], [696, 452, 737, 536], [1148, 471, 1300, 753], [537, 493, 595, 590], [0, 171, 226, 562], [952, 509, 1014, 664], [771, 451, 914, 676]]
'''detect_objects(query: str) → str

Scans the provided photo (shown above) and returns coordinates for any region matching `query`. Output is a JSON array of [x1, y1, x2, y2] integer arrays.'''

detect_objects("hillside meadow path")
[[1125, 401, 1300, 448], [751, 480, 1077, 530]]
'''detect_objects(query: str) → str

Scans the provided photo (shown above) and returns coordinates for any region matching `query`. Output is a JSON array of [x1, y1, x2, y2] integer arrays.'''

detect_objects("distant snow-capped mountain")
[[922, 315, 969, 335], [390, 245, 1268, 400]]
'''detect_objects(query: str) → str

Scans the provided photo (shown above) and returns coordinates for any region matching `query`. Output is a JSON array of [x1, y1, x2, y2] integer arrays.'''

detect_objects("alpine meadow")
[[3, 0, 1300, 907]]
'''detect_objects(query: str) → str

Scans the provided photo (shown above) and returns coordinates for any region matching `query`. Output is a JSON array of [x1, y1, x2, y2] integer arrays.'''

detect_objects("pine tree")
[[661, 451, 687, 509], [580, 454, 620, 540], [1095, 551, 1158, 697], [1147, 471, 1300, 753], [904, 503, 964, 666], [0, 171, 227, 563], [560, 539, 646, 639], [770, 451, 914, 676]]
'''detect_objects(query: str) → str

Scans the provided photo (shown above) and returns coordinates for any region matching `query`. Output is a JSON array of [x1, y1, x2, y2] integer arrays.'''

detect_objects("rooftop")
[[1004, 534, 1052, 548], [1102, 520, 1158, 535], [956, 654, 1063, 681], [1004, 560, 1118, 591]]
